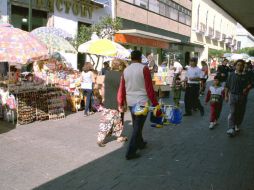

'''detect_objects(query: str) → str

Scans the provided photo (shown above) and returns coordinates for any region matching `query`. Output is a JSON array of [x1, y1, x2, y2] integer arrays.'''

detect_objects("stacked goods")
[[17, 91, 36, 125], [36, 90, 49, 121], [47, 88, 65, 120]]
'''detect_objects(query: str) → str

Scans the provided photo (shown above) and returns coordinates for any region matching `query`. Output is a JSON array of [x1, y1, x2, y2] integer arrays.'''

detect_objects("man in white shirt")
[[184, 57, 204, 116], [173, 59, 183, 76]]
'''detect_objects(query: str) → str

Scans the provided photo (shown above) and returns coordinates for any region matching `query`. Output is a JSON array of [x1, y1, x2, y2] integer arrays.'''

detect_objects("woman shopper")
[[80, 62, 95, 116], [97, 59, 128, 147]]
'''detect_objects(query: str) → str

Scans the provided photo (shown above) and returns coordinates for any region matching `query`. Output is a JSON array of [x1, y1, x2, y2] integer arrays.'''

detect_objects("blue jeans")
[[83, 89, 93, 114]]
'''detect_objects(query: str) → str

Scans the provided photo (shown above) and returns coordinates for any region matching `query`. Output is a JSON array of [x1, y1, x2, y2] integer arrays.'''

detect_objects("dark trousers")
[[126, 106, 147, 156], [83, 89, 93, 114], [210, 102, 222, 122], [228, 94, 247, 128], [184, 84, 203, 114]]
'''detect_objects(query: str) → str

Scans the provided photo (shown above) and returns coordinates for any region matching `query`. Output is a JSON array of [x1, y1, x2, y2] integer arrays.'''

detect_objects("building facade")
[[0, 0, 8, 23], [236, 23, 254, 49], [1, 0, 111, 69], [191, 0, 237, 64], [114, 0, 193, 65]]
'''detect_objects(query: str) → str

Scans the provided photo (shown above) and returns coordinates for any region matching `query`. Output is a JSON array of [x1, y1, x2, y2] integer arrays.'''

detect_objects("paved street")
[[1, 90, 254, 190]]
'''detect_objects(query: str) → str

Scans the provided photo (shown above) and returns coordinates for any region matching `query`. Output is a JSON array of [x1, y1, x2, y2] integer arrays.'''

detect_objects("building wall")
[[52, 2, 111, 69], [191, 0, 237, 62], [0, 0, 8, 23], [116, 0, 191, 38], [236, 23, 254, 49]]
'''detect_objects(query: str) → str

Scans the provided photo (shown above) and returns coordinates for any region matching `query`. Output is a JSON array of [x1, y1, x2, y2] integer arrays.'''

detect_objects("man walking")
[[118, 50, 161, 160], [184, 57, 204, 116], [225, 59, 252, 136]]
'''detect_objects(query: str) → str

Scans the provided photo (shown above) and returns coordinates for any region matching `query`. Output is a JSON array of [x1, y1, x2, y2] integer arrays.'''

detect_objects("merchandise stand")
[[15, 87, 65, 126]]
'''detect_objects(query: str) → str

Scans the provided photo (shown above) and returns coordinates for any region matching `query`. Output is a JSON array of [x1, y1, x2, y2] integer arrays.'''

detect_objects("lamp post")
[[28, 0, 32, 31]]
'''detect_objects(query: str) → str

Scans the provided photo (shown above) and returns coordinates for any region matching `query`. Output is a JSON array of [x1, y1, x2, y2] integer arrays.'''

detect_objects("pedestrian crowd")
[[80, 51, 253, 160]]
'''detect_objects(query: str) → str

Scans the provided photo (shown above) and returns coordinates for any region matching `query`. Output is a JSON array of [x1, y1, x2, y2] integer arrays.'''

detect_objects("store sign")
[[114, 34, 169, 49], [36, 0, 94, 18]]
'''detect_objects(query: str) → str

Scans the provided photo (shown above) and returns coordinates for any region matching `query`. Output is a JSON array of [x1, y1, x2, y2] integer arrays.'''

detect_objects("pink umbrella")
[[0, 24, 48, 64]]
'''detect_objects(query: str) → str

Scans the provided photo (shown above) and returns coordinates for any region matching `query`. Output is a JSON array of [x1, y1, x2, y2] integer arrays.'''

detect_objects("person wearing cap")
[[184, 57, 204, 116], [118, 50, 161, 160], [205, 75, 225, 129], [217, 58, 230, 86], [225, 59, 252, 137]]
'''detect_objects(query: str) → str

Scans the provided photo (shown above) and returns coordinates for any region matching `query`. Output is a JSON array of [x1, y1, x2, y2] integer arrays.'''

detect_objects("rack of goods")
[[16, 91, 37, 125], [47, 88, 65, 120], [36, 89, 49, 121]]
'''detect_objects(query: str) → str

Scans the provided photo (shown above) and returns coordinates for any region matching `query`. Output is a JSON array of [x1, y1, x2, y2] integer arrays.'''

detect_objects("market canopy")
[[78, 39, 130, 58], [0, 24, 48, 64], [31, 27, 73, 40], [31, 32, 77, 54]]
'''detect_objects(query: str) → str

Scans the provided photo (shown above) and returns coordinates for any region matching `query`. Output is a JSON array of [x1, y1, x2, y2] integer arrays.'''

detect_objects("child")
[[92, 89, 103, 112], [172, 76, 182, 107], [205, 75, 225, 129]]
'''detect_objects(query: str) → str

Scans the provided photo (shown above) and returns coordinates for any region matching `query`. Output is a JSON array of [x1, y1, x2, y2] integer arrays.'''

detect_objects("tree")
[[208, 49, 230, 58], [236, 47, 254, 56], [73, 16, 122, 49]]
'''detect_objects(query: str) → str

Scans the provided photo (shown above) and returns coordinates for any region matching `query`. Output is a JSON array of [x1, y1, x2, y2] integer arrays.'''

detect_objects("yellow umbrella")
[[78, 39, 130, 58]]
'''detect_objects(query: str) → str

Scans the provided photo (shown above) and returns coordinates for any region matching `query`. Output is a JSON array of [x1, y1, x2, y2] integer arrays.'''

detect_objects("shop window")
[[11, 5, 47, 31]]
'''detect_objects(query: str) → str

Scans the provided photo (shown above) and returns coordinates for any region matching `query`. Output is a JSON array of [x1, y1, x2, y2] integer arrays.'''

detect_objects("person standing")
[[80, 63, 95, 116], [217, 58, 230, 86], [97, 60, 127, 147], [101, 61, 111, 75], [118, 50, 161, 160], [147, 52, 157, 74], [225, 59, 252, 136], [205, 75, 224, 129], [173, 59, 183, 78], [184, 57, 204, 116], [200, 60, 209, 96]]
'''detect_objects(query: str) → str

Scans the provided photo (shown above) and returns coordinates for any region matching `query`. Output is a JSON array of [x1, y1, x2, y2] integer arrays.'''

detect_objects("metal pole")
[[28, 0, 32, 31]]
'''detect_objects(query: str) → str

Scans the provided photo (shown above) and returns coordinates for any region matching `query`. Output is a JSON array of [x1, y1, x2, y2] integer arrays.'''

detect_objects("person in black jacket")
[[217, 58, 230, 86]]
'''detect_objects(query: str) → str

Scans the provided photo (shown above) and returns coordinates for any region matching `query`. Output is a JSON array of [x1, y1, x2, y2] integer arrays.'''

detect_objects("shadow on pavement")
[[0, 120, 16, 134]]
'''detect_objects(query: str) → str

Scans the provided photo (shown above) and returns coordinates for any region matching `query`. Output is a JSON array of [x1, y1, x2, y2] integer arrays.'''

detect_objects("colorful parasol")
[[0, 24, 48, 64], [31, 27, 73, 40], [31, 32, 77, 53], [78, 39, 130, 58]]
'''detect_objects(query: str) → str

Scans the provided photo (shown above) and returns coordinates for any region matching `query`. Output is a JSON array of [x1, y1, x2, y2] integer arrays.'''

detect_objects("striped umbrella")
[[31, 27, 73, 40], [31, 32, 77, 53], [0, 24, 48, 64]]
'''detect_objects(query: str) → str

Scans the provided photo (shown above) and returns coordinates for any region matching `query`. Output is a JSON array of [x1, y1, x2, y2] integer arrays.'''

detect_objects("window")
[[170, 7, 178, 20], [179, 11, 185, 23], [140, 0, 148, 8], [197, 4, 200, 30], [186, 15, 191, 26], [159, 2, 166, 16]]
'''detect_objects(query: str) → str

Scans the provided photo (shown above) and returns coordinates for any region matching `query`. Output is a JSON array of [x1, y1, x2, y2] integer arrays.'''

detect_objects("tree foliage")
[[208, 49, 230, 58], [73, 16, 122, 49], [236, 47, 254, 56]]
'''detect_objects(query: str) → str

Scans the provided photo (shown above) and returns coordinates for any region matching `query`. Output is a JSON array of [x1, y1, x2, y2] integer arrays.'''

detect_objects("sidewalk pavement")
[[0, 91, 254, 190]]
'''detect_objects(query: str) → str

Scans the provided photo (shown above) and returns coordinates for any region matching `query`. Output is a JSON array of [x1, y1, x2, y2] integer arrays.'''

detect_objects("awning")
[[212, 0, 254, 35], [117, 29, 181, 43], [115, 29, 181, 49]]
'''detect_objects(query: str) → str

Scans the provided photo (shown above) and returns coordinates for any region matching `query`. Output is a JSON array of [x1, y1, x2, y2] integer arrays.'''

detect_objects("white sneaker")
[[227, 128, 235, 136], [209, 122, 214, 129], [235, 125, 240, 132]]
